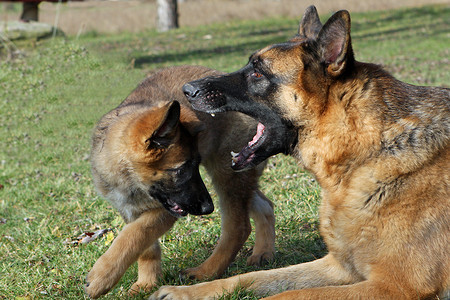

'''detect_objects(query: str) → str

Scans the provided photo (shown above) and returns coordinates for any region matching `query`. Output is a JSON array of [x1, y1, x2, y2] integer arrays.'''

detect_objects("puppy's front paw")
[[85, 260, 121, 299], [85, 271, 108, 299], [246, 249, 274, 266], [149, 286, 193, 300], [128, 280, 157, 296], [182, 266, 212, 281]]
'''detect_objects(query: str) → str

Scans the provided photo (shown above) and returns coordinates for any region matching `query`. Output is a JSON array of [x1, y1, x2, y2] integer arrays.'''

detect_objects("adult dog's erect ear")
[[298, 5, 322, 39], [317, 10, 353, 77]]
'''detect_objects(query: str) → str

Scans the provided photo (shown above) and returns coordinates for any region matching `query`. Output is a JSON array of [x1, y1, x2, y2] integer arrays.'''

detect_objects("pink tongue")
[[248, 122, 265, 147]]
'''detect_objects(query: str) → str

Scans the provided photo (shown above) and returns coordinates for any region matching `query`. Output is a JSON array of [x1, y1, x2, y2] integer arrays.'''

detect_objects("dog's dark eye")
[[251, 72, 264, 79]]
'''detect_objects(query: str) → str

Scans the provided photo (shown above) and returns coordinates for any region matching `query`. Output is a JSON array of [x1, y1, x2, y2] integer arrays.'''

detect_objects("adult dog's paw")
[[149, 286, 196, 300]]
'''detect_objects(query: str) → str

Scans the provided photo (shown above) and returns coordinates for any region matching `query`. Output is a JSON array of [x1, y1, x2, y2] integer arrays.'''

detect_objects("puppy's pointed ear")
[[317, 10, 353, 77], [147, 101, 180, 149], [298, 5, 322, 39]]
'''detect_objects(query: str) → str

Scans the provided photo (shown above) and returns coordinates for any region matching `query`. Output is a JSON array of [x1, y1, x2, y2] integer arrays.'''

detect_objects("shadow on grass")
[[354, 19, 449, 41], [133, 31, 293, 69], [134, 5, 449, 69], [352, 5, 449, 40]]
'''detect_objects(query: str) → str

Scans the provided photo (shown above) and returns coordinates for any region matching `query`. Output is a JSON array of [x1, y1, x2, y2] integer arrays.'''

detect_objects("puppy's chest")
[[108, 188, 161, 223]]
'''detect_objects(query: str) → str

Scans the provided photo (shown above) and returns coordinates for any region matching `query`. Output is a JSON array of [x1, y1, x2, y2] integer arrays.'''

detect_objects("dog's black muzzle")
[[183, 70, 279, 123], [183, 70, 297, 170], [183, 75, 233, 114], [150, 163, 214, 218]]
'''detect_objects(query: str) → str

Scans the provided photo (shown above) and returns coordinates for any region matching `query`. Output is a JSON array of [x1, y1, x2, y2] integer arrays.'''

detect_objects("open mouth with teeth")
[[231, 122, 266, 170], [153, 184, 214, 218], [183, 79, 297, 171], [164, 198, 188, 217], [202, 104, 296, 171], [201, 102, 295, 171]]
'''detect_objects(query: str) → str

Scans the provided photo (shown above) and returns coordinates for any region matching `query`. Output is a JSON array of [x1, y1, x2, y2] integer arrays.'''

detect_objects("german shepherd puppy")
[[86, 66, 276, 298], [150, 6, 450, 300]]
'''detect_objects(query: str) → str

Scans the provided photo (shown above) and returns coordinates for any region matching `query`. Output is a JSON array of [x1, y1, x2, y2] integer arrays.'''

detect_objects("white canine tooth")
[[231, 151, 239, 166], [210, 113, 216, 117]]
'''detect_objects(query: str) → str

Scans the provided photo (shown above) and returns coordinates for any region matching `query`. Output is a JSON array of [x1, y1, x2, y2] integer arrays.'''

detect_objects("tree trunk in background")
[[20, 3, 40, 22], [157, 0, 179, 32]]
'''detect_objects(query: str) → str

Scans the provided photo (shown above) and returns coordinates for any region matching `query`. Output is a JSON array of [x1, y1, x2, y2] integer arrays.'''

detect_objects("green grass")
[[1, 4, 449, 299]]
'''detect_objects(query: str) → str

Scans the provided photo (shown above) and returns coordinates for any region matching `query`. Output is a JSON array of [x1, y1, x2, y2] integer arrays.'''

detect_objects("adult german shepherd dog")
[[86, 66, 276, 298], [150, 6, 450, 299]]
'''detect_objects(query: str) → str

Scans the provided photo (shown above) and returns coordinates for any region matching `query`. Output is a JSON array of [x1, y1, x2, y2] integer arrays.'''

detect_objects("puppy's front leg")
[[86, 209, 176, 299], [183, 169, 253, 280], [247, 189, 275, 266], [128, 241, 163, 295]]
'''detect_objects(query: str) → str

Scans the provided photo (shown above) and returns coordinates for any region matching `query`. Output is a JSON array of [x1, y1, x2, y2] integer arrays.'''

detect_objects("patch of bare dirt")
[[2, 0, 449, 35]]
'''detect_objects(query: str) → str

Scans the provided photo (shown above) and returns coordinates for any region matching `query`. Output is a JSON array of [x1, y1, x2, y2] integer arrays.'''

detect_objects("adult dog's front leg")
[[85, 209, 176, 299], [151, 254, 359, 299], [262, 279, 418, 300]]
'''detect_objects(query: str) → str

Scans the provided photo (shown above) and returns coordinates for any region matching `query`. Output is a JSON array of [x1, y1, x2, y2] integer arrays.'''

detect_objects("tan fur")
[[85, 66, 275, 298], [87, 209, 177, 297], [149, 8, 449, 300]]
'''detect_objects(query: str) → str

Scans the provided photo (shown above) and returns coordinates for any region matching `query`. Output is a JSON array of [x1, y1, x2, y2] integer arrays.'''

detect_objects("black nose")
[[200, 196, 214, 215], [182, 83, 200, 99]]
